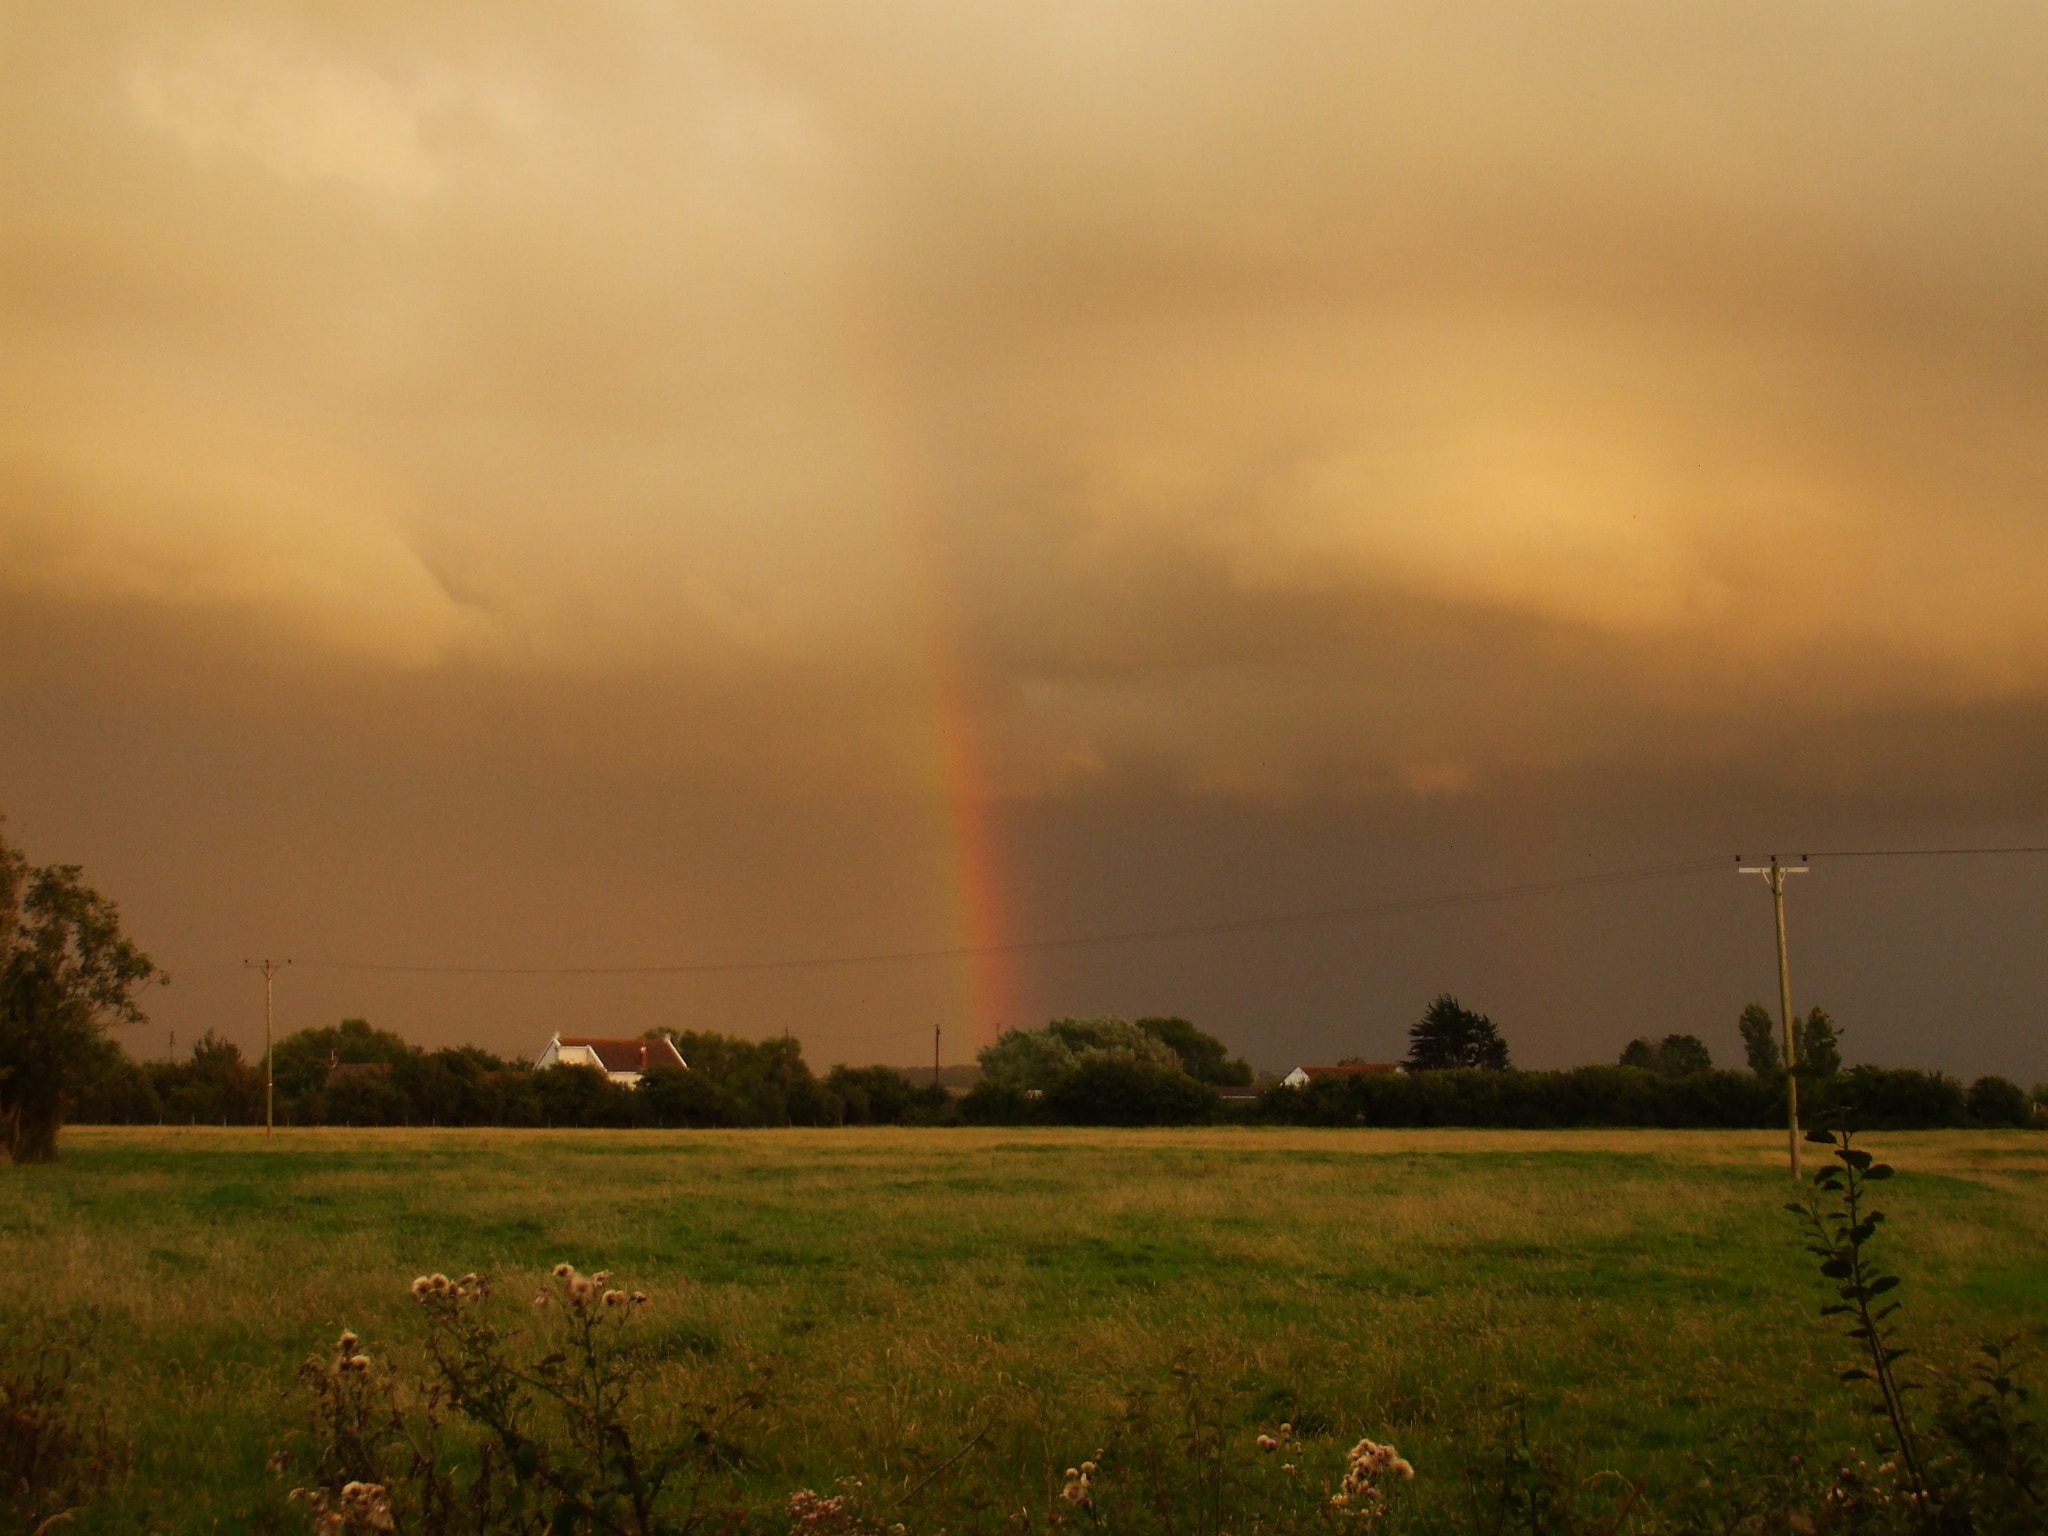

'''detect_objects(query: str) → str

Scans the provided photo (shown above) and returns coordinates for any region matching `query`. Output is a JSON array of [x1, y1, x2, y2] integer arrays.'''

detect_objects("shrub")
[[1258, 1066, 1782, 1129], [532, 1062, 633, 1129], [825, 1065, 943, 1126], [637, 1064, 749, 1128], [66, 1055, 161, 1125], [1966, 1075, 2034, 1130], [276, 1266, 761, 1536], [317, 1071, 417, 1128], [1820, 1066, 1968, 1130], [958, 1078, 1036, 1126], [151, 1031, 265, 1126], [0, 1311, 118, 1534], [1041, 1056, 1220, 1127]]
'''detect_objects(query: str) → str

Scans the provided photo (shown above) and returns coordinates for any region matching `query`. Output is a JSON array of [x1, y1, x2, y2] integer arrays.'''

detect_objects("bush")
[[532, 1062, 633, 1128], [1966, 1074, 2034, 1129], [637, 1063, 749, 1128], [1817, 1064, 1968, 1130], [826, 1065, 944, 1125], [1041, 1056, 1220, 1127], [0, 1312, 117, 1533], [151, 1032, 265, 1126], [958, 1078, 1036, 1126], [67, 1055, 161, 1125], [1263, 1067, 1783, 1130], [316, 1071, 416, 1128]]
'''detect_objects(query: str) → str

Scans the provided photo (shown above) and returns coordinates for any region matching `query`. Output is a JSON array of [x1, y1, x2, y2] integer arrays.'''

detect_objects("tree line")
[[70, 1017, 949, 1131], [6, 822, 2041, 1159]]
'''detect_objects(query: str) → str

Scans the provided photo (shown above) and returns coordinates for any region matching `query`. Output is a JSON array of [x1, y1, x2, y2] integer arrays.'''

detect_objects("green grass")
[[5, 1127, 2046, 1532]]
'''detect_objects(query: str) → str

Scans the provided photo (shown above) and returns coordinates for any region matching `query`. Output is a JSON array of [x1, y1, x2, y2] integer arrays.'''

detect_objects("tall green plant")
[[1788, 1128, 1926, 1514]]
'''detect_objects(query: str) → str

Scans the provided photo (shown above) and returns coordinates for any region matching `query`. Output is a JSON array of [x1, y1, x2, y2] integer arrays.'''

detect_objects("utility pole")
[[1737, 856, 1807, 1178], [934, 1024, 942, 1094], [243, 958, 290, 1139]]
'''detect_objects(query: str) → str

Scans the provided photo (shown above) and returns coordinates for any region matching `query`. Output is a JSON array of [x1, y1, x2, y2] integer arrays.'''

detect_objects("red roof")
[[1300, 1063, 1399, 1079], [558, 1037, 686, 1073]]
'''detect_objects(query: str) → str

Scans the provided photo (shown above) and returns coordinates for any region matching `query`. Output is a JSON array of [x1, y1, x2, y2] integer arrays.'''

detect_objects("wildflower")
[[1060, 1472, 1092, 1509], [569, 1275, 596, 1306], [604, 1289, 627, 1307], [1258, 1435, 1278, 1453], [1279, 1422, 1292, 1436], [533, 1290, 551, 1308], [410, 1275, 434, 1300], [458, 1272, 479, 1288], [341, 1354, 372, 1373], [340, 1480, 395, 1531], [1080, 1461, 1096, 1476], [1282, 1465, 1296, 1477], [631, 1291, 649, 1305], [593, 1270, 612, 1284], [553, 1262, 574, 1280], [337, 1330, 359, 1355]]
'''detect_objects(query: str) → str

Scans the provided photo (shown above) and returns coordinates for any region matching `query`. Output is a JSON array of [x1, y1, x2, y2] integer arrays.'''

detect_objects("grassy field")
[[4, 1126, 2045, 1533]]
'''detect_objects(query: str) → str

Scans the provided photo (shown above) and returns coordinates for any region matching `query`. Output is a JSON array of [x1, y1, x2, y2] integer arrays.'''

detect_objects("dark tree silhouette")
[[1405, 993, 1510, 1071], [0, 819, 164, 1162], [1796, 1006, 1842, 1077], [1738, 1003, 1783, 1077]]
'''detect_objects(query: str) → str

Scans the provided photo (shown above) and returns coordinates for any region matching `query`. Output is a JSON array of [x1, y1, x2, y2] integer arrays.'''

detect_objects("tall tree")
[[0, 820, 165, 1162], [1405, 993, 1511, 1071], [1656, 1033, 1713, 1077], [1795, 1006, 1842, 1077], [1618, 1033, 1713, 1077], [1135, 1016, 1254, 1086], [1738, 1003, 1783, 1077]]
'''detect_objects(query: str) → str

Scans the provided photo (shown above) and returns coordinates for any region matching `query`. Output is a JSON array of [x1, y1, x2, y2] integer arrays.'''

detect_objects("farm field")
[[6, 1126, 2046, 1533]]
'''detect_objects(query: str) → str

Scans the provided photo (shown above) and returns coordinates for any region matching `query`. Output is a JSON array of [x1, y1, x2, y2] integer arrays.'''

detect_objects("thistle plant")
[[0, 1311, 118, 1536], [276, 1265, 760, 1536]]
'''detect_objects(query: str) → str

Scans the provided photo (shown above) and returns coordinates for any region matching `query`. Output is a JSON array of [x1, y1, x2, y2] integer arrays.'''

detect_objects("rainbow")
[[928, 639, 1013, 1047], [857, 331, 1016, 1053]]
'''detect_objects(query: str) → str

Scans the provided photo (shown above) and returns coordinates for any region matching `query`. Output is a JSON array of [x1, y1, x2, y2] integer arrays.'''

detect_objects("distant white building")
[[535, 1034, 687, 1087], [1282, 1063, 1401, 1088]]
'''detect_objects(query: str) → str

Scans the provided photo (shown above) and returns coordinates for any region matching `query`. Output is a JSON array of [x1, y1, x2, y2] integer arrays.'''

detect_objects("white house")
[[535, 1034, 687, 1087], [1281, 1063, 1402, 1088]]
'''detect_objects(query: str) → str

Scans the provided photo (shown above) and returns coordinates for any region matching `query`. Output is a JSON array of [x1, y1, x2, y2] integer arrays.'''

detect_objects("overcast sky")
[[5, 1, 2046, 1079]]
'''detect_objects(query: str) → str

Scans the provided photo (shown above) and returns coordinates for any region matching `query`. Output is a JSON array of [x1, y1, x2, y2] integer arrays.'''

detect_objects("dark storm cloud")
[[4, 1, 2047, 1073]]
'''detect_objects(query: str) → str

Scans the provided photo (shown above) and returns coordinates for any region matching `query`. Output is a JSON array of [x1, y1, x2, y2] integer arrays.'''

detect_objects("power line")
[[292, 853, 1732, 978], [1807, 846, 2048, 859]]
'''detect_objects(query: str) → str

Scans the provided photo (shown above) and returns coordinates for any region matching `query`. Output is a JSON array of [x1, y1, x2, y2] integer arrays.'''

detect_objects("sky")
[[4, 1, 2047, 1081]]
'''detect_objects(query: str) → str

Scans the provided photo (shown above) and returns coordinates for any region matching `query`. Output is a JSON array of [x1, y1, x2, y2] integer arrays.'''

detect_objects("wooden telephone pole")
[[1737, 857, 1807, 1178], [243, 958, 290, 1139]]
